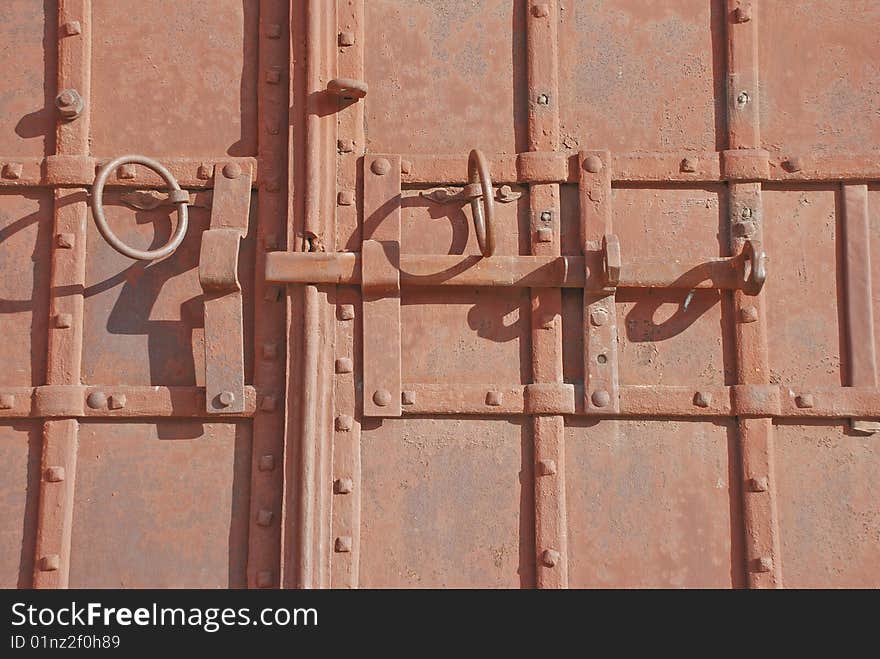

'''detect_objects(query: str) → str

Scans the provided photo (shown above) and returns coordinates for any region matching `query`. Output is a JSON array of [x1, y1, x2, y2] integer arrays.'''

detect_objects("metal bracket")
[[200, 162, 252, 414]]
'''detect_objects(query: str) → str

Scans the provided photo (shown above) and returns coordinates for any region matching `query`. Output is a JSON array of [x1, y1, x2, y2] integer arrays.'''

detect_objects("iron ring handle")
[[468, 149, 496, 257], [91, 155, 189, 261], [741, 239, 767, 295]]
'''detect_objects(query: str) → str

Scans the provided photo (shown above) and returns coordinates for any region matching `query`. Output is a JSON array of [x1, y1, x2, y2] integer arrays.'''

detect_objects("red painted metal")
[[1, 0, 878, 589]]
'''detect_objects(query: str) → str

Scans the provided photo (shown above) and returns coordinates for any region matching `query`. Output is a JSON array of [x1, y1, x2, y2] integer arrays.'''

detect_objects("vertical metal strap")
[[361, 155, 402, 418], [580, 150, 619, 414], [527, 0, 567, 589], [726, 0, 783, 588], [842, 184, 879, 434], [33, 0, 91, 590]]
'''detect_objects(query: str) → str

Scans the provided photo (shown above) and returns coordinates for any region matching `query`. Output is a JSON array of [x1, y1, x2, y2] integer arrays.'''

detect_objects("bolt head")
[[783, 157, 803, 173], [584, 155, 604, 173], [536, 93, 550, 105], [371, 158, 391, 176], [680, 157, 698, 173], [335, 536, 353, 553], [265, 68, 281, 84], [55, 88, 84, 119], [39, 555, 60, 572], [337, 139, 355, 153], [591, 390, 611, 408], [737, 91, 751, 105], [218, 391, 236, 407], [740, 306, 759, 323], [536, 227, 553, 243], [108, 394, 127, 410], [541, 549, 560, 567], [754, 556, 773, 573], [86, 391, 107, 409], [262, 342, 278, 360], [56, 233, 75, 249], [400, 159, 413, 175], [260, 395, 278, 412], [222, 162, 242, 179], [338, 304, 355, 321], [334, 478, 353, 494], [197, 163, 213, 180], [748, 476, 769, 492], [532, 4, 550, 17], [54, 313, 72, 329], [401, 390, 416, 406], [2, 162, 23, 179], [372, 389, 392, 407], [733, 5, 752, 23], [486, 391, 503, 406], [46, 466, 65, 482], [258, 455, 275, 472], [265, 24, 281, 39], [693, 391, 712, 408], [590, 309, 609, 326], [338, 31, 355, 46], [537, 459, 557, 476], [335, 414, 353, 431], [540, 210, 552, 222], [335, 357, 353, 374], [337, 190, 355, 206], [795, 394, 815, 409], [733, 220, 756, 237], [0, 393, 14, 409], [61, 20, 82, 36], [256, 509, 274, 526]]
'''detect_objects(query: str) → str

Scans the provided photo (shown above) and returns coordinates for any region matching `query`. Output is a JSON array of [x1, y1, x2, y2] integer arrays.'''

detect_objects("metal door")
[[1, 1, 878, 589]]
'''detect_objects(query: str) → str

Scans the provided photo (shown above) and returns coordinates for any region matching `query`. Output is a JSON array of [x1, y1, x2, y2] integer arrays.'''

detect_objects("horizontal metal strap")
[[0, 386, 259, 418], [266, 251, 756, 291]]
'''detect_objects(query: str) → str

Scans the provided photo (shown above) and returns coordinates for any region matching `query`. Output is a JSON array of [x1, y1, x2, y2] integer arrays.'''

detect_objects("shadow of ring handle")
[[741, 239, 767, 295], [91, 155, 189, 261], [467, 149, 496, 257]]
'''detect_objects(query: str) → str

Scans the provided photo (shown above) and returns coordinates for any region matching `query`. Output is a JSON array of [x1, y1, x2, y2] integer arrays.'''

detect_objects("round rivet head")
[[740, 306, 759, 323], [584, 155, 604, 173], [218, 391, 236, 407], [222, 163, 242, 179], [541, 549, 560, 567], [591, 390, 611, 408], [371, 158, 391, 176], [373, 389, 392, 407], [86, 391, 107, 409]]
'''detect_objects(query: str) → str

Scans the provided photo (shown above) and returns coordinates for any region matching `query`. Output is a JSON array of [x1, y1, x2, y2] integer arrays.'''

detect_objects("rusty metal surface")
[[1, 0, 878, 590]]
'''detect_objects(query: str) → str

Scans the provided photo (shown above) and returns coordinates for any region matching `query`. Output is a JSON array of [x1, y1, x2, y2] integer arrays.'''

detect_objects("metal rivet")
[[335, 358, 353, 374], [532, 4, 550, 17], [265, 68, 281, 84], [261, 395, 278, 413], [335, 536, 353, 553], [740, 207, 753, 220], [486, 391, 503, 406], [258, 455, 275, 472], [338, 304, 355, 321], [46, 466, 65, 482], [334, 478, 353, 494], [536, 93, 549, 105], [39, 555, 60, 572], [748, 476, 769, 492], [265, 23, 281, 38], [218, 391, 236, 407], [335, 414, 353, 431], [373, 389, 392, 407], [740, 306, 759, 323], [337, 190, 354, 206], [584, 155, 603, 173], [693, 391, 712, 408], [783, 157, 803, 173], [223, 162, 242, 179], [54, 313, 72, 329], [2, 162, 23, 179], [197, 163, 213, 180], [256, 570, 273, 588], [402, 390, 416, 406], [538, 459, 557, 476], [680, 157, 698, 173], [591, 390, 611, 408], [733, 5, 752, 23], [338, 31, 355, 46], [733, 220, 756, 237], [541, 549, 560, 567], [337, 139, 355, 153], [596, 354, 608, 365], [795, 394, 814, 409], [116, 163, 136, 180], [60, 21, 82, 36], [371, 158, 391, 176], [0, 393, 15, 409], [536, 227, 553, 243], [56, 233, 75, 249], [256, 509, 274, 527], [400, 159, 413, 175], [86, 391, 107, 409], [108, 394, 126, 410], [590, 309, 609, 326], [55, 88, 84, 119], [540, 210, 552, 222], [754, 556, 773, 573], [736, 91, 751, 106]]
